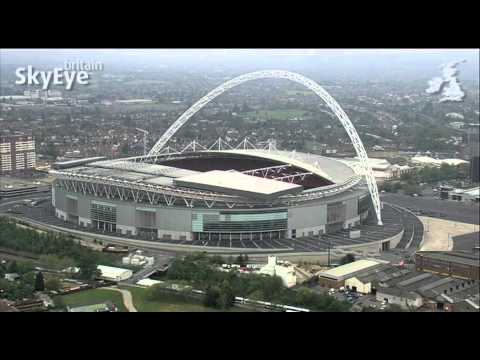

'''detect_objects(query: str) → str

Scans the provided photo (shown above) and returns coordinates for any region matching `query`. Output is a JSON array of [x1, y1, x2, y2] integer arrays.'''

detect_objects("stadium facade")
[[51, 145, 373, 244]]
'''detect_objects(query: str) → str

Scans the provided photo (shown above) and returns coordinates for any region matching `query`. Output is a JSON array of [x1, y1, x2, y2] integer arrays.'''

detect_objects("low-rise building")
[[317, 259, 385, 289], [122, 251, 155, 267], [375, 287, 424, 309], [447, 187, 480, 203], [411, 155, 469, 168], [68, 301, 117, 312], [375, 269, 479, 311], [344, 264, 409, 294], [259, 256, 297, 288], [136, 278, 163, 287], [415, 251, 480, 280], [4, 273, 20, 282], [97, 265, 133, 282]]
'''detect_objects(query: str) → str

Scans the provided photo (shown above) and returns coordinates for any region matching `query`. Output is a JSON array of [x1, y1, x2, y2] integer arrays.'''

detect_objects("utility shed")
[[97, 265, 133, 282]]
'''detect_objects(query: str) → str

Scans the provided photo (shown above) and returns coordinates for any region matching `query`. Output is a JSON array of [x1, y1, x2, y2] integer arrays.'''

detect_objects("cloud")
[[426, 59, 466, 102]]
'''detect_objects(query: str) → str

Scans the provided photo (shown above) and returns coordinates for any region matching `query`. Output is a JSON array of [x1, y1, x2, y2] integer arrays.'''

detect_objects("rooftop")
[[174, 170, 303, 199], [416, 251, 480, 267], [97, 265, 132, 279], [223, 149, 355, 183], [69, 301, 115, 312], [318, 259, 383, 281]]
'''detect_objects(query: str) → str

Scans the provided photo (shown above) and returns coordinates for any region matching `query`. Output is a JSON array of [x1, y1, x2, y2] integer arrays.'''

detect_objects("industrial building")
[[316, 259, 386, 289], [375, 269, 479, 311], [317, 258, 479, 311], [339, 157, 414, 183], [0, 133, 36, 174], [415, 251, 480, 280], [97, 265, 133, 282]]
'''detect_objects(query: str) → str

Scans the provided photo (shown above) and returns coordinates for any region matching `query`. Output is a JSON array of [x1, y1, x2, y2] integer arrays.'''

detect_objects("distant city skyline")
[[1, 48, 479, 82]]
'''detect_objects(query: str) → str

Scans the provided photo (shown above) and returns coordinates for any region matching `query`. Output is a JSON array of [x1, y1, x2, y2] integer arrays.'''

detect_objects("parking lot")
[[309, 285, 387, 311]]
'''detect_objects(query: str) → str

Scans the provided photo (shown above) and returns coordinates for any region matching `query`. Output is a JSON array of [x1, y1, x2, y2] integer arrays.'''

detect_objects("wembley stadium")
[[49, 143, 405, 254], [47, 70, 412, 255]]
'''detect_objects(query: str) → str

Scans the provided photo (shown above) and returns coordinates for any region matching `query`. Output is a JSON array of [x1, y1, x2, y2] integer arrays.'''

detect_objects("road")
[[452, 232, 480, 251], [0, 193, 51, 212], [99, 286, 137, 312], [381, 193, 479, 225]]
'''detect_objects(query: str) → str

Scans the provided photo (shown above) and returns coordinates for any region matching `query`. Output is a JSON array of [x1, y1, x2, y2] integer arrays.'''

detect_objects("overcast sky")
[[1, 49, 478, 81]]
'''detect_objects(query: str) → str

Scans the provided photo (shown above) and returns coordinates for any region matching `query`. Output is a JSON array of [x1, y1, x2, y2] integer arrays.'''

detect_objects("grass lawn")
[[120, 286, 252, 312], [57, 289, 128, 312], [243, 109, 309, 121]]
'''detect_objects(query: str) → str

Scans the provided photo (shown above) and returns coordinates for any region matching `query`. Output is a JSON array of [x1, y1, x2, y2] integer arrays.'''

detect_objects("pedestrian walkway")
[[99, 287, 137, 312], [420, 217, 479, 251]]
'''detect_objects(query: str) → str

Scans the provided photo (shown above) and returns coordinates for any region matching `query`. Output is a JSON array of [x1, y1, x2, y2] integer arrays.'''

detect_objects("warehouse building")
[[375, 269, 479, 311], [97, 265, 133, 282], [317, 259, 385, 289], [343, 264, 409, 294], [415, 251, 480, 280]]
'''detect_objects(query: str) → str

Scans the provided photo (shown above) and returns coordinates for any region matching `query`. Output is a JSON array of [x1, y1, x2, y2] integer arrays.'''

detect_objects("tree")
[[34, 272, 45, 292], [45, 278, 61, 292], [77, 257, 100, 280], [218, 280, 235, 310], [236, 254, 245, 267], [39, 254, 76, 271], [210, 255, 225, 265], [340, 254, 355, 265], [22, 272, 36, 288], [203, 286, 221, 308], [120, 143, 129, 156], [54, 296, 66, 310], [7, 260, 18, 274], [45, 142, 58, 159], [241, 101, 251, 113], [403, 183, 421, 196]]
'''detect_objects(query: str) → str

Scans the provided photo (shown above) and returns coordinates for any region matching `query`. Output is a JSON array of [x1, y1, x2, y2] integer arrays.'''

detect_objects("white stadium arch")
[[149, 70, 383, 225]]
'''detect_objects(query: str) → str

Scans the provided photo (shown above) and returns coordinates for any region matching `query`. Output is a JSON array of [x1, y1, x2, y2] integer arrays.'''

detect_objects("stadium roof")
[[222, 149, 355, 184], [175, 170, 303, 199], [90, 160, 200, 178], [50, 149, 364, 205], [53, 156, 107, 169]]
